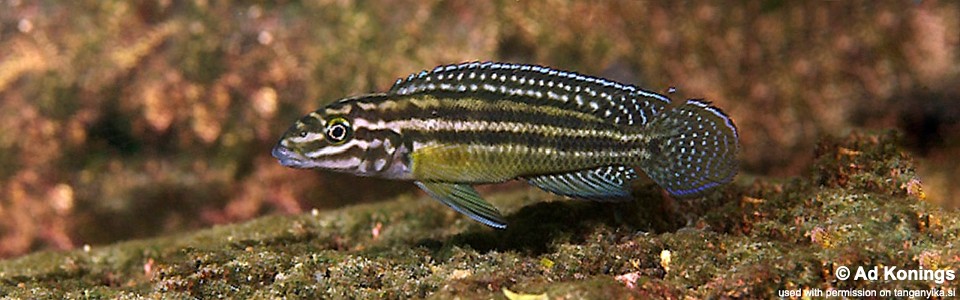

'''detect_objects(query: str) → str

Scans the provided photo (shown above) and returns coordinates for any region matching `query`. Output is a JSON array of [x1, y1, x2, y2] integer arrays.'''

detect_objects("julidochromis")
[[272, 62, 739, 228]]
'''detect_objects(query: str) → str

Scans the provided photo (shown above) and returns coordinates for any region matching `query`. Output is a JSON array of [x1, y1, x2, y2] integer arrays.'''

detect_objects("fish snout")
[[272, 144, 304, 168]]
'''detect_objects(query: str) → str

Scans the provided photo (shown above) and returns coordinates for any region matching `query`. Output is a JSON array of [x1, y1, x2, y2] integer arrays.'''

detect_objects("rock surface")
[[1, 131, 956, 298]]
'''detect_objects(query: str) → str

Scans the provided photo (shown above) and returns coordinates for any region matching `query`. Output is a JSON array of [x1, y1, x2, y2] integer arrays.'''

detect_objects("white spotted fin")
[[526, 166, 638, 201], [387, 61, 672, 126], [640, 100, 739, 197]]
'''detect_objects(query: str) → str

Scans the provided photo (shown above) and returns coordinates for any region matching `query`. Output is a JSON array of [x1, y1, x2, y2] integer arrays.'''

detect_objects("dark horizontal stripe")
[[345, 122, 631, 145], [348, 94, 609, 130], [400, 128, 644, 155]]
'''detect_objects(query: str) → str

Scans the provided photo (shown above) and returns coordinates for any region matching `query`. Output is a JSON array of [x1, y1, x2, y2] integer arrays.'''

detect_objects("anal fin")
[[526, 166, 638, 201], [415, 181, 507, 229]]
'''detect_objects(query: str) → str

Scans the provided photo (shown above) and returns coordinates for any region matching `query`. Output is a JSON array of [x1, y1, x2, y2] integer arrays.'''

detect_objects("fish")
[[272, 62, 739, 229]]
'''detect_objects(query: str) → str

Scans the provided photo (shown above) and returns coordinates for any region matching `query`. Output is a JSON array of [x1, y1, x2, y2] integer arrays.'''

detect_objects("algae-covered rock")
[[0, 131, 957, 298]]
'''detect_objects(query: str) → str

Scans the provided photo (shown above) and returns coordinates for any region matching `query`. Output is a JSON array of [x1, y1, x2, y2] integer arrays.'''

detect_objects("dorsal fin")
[[389, 62, 672, 126]]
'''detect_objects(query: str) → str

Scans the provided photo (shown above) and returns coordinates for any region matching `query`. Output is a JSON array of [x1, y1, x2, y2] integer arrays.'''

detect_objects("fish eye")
[[325, 117, 352, 144], [298, 130, 308, 138]]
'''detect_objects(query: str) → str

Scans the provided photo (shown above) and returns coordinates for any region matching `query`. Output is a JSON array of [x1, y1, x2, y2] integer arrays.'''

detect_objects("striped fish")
[[272, 62, 739, 229]]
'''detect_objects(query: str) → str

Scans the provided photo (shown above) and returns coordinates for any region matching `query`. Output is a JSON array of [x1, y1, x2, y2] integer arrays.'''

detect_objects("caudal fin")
[[640, 100, 739, 197]]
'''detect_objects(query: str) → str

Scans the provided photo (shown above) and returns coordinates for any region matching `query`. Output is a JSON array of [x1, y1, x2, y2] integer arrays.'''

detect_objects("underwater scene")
[[0, 1, 958, 298]]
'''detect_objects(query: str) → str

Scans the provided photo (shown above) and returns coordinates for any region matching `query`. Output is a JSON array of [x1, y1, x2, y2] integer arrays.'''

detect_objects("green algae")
[[1, 131, 957, 298]]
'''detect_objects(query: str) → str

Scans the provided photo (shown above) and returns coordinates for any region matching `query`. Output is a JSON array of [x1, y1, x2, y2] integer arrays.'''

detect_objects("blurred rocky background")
[[0, 0, 957, 259]]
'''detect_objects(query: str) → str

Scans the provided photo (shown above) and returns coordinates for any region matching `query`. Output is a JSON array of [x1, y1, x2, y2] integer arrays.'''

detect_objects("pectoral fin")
[[415, 181, 507, 229], [526, 166, 638, 201]]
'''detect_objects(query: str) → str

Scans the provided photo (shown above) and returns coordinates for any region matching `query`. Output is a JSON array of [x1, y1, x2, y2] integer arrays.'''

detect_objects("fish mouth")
[[272, 144, 309, 168]]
